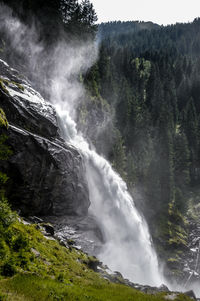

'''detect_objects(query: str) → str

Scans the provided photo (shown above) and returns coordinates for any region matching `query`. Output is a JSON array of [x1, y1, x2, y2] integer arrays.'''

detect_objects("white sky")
[[90, 0, 200, 25]]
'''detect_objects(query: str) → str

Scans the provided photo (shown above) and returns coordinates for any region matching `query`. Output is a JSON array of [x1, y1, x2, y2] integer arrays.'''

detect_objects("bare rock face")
[[0, 59, 90, 216]]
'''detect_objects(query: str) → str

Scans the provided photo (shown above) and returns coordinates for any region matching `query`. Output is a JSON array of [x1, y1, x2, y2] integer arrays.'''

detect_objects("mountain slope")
[[79, 18, 200, 284]]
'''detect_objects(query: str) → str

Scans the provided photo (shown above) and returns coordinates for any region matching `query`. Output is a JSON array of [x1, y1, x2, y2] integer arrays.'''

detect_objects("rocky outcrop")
[[0, 59, 90, 216], [0, 58, 58, 139], [43, 214, 105, 256]]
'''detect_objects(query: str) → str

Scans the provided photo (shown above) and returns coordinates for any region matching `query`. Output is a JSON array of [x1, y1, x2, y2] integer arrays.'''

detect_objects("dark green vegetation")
[[98, 20, 159, 39], [1, 0, 97, 40], [0, 221, 192, 301], [81, 19, 200, 277]]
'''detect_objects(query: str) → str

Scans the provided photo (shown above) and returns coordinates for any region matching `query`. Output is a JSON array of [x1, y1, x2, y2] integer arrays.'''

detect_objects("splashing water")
[[56, 103, 163, 286]]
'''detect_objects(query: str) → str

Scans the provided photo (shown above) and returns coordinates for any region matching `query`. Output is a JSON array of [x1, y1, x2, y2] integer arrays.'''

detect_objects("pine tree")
[[181, 97, 198, 181], [81, 0, 97, 28], [174, 132, 190, 188]]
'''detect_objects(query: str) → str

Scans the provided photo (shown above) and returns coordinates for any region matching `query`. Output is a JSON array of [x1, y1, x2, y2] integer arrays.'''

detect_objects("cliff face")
[[0, 59, 90, 216]]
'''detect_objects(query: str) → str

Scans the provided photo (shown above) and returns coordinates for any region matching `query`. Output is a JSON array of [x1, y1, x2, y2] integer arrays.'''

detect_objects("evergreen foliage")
[[82, 18, 200, 271], [1, 0, 97, 41]]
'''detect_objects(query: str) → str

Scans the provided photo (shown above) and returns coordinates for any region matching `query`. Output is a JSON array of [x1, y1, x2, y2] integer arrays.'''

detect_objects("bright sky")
[[90, 0, 200, 25]]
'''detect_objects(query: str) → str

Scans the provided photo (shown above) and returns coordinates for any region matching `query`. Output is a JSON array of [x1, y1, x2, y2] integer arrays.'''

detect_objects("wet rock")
[[0, 59, 58, 139], [164, 293, 178, 300], [59, 240, 68, 248], [85, 257, 100, 272], [67, 239, 75, 246], [0, 59, 90, 217], [184, 290, 197, 300], [44, 214, 104, 256], [113, 271, 123, 278], [42, 223, 55, 236], [74, 245, 82, 250], [158, 284, 170, 292], [31, 248, 40, 258], [29, 216, 44, 223], [4, 122, 90, 217]]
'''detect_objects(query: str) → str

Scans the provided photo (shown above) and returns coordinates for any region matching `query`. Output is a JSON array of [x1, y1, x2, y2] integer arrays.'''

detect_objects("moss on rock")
[[0, 108, 8, 129]]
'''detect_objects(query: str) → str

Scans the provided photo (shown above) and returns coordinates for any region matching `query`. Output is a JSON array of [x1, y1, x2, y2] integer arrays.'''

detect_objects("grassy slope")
[[0, 221, 193, 301]]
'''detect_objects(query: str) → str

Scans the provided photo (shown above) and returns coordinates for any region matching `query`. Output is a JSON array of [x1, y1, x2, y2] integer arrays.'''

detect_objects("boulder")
[[41, 223, 55, 236]]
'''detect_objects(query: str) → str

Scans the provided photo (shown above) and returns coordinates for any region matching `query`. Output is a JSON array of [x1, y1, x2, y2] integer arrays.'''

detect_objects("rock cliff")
[[0, 59, 90, 216]]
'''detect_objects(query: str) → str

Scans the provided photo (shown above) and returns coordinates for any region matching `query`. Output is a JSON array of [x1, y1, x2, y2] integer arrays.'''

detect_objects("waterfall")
[[56, 104, 163, 286], [1, 4, 198, 293], [46, 39, 163, 287]]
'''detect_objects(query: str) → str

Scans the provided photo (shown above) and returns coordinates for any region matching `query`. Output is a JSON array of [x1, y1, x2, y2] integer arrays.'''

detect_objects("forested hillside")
[[80, 19, 200, 277]]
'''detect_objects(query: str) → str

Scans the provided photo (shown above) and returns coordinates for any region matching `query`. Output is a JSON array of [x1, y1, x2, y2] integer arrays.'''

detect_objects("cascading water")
[[56, 103, 163, 286], [51, 44, 200, 296]]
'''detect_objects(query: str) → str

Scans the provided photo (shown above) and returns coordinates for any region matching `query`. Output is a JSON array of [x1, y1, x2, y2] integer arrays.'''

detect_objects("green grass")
[[0, 273, 193, 301], [0, 221, 194, 300]]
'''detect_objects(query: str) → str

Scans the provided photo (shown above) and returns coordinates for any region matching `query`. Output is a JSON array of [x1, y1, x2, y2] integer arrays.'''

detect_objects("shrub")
[[0, 240, 9, 260], [17, 251, 30, 269], [57, 272, 64, 282], [12, 233, 29, 252], [0, 196, 16, 229], [1, 258, 16, 277], [0, 291, 8, 301]]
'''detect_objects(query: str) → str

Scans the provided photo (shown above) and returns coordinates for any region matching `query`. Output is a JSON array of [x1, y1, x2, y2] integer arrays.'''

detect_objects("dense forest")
[[80, 18, 200, 276], [1, 0, 97, 38]]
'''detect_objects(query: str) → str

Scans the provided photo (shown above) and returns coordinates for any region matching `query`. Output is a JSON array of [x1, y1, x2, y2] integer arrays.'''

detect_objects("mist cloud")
[[0, 3, 98, 120]]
